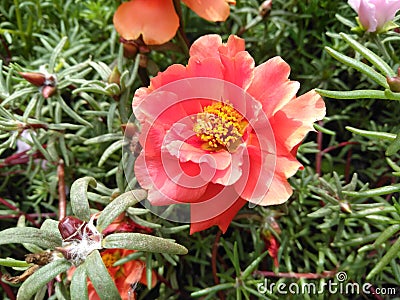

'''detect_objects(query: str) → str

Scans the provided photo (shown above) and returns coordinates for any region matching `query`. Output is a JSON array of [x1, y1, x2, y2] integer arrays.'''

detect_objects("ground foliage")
[[0, 0, 400, 299]]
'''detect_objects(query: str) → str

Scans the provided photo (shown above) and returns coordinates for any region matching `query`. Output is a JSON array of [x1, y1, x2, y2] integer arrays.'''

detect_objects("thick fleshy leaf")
[[0, 227, 62, 249], [96, 189, 147, 232], [70, 264, 89, 300], [102, 233, 188, 255], [0, 258, 31, 268], [70, 176, 97, 222], [40, 219, 62, 240], [85, 250, 121, 300], [16, 259, 71, 300]]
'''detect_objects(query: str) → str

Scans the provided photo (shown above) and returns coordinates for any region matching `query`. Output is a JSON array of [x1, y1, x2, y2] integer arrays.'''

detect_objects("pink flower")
[[132, 35, 325, 234], [348, 0, 400, 33]]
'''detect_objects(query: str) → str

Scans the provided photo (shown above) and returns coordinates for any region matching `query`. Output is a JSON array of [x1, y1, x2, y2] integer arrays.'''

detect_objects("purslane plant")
[[0, 177, 187, 300], [316, 30, 400, 280]]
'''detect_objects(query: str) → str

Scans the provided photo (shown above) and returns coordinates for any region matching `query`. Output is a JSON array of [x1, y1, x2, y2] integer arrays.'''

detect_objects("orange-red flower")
[[68, 249, 157, 300], [113, 0, 234, 45], [132, 34, 325, 234], [102, 213, 153, 236], [89, 249, 156, 300]]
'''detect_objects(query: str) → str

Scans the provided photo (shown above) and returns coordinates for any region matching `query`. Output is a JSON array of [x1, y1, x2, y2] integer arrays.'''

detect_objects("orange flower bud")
[[108, 66, 121, 85], [41, 85, 57, 99], [259, 0, 272, 17], [19, 72, 46, 87], [387, 67, 400, 92]]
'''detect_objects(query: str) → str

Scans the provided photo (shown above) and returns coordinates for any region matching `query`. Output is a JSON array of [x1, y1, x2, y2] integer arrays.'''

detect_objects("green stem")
[[13, 0, 26, 46], [371, 33, 391, 62], [172, 0, 190, 57]]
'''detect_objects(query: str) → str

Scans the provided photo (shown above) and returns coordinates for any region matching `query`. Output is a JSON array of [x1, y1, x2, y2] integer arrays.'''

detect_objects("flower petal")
[[134, 151, 208, 205], [182, 0, 231, 22], [218, 35, 246, 58], [247, 56, 300, 118], [258, 173, 293, 206], [373, 0, 400, 31], [270, 90, 326, 151], [356, 0, 377, 32], [189, 34, 223, 60], [113, 0, 179, 45], [234, 143, 275, 204], [219, 51, 255, 89], [190, 191, 246, 234]]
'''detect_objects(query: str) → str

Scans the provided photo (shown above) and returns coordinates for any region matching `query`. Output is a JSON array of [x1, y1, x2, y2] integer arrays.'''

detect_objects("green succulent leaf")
[[0, 258, 31, 268], [386, 132, 400, 156], [343, 184, 400, 198], [70, 176, 97, 222], [316, 89, 388, 100], [40, 219, 62, 240], [340, 33, 395, 77], [0, 227, 62, 249], [85, 250, 121, 300], [96, 189, 147, 232], [346, 126, 396, 141], [16, 259, 71, 300], [70, 263, 89, 300], [103, 233, 188, 255], [325, 46, 389, 88], [367, 237, 400, 280]]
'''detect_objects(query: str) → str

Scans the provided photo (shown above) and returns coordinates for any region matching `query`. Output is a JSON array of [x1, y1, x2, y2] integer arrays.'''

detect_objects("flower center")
[[102, 252, 120, 268], [193, 102, 247, 152]]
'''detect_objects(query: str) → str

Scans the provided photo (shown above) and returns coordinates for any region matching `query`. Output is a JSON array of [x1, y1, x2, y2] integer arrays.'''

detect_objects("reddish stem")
[[0, 271, 16, 300], [316, 133, 358, 176], [0, 35, 12, 65], [57, 160, 66, 220], [345, 147, 352, 183], [253, 270, 337, 279], [0, 213, 57, 219], [320, 141, 358, 155], [370, 286, 384, 300], [1, 148, 45, 167], [0, 197, 39, 227]]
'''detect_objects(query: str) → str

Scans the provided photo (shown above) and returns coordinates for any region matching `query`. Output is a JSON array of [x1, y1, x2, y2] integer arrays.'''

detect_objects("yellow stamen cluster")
[[102, 252, 120, 268], [193, 101, 247, 152]]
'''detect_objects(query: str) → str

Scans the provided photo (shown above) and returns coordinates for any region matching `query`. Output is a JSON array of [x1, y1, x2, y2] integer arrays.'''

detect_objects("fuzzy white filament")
[[61, 215, 102, 266]]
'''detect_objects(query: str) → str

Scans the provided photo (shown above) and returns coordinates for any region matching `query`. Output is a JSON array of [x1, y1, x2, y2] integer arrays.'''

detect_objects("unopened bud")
[[19, 72, 46, 87], [121, 123, 139, 139], [259, 0, 272, 18], [387, 67, 400, 92], [58, 216, 86, 240], [41, 85, 57, 98], [108, 66, 121, 85], [340, 201, 352, 213], [139, 54, 148, 68]]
